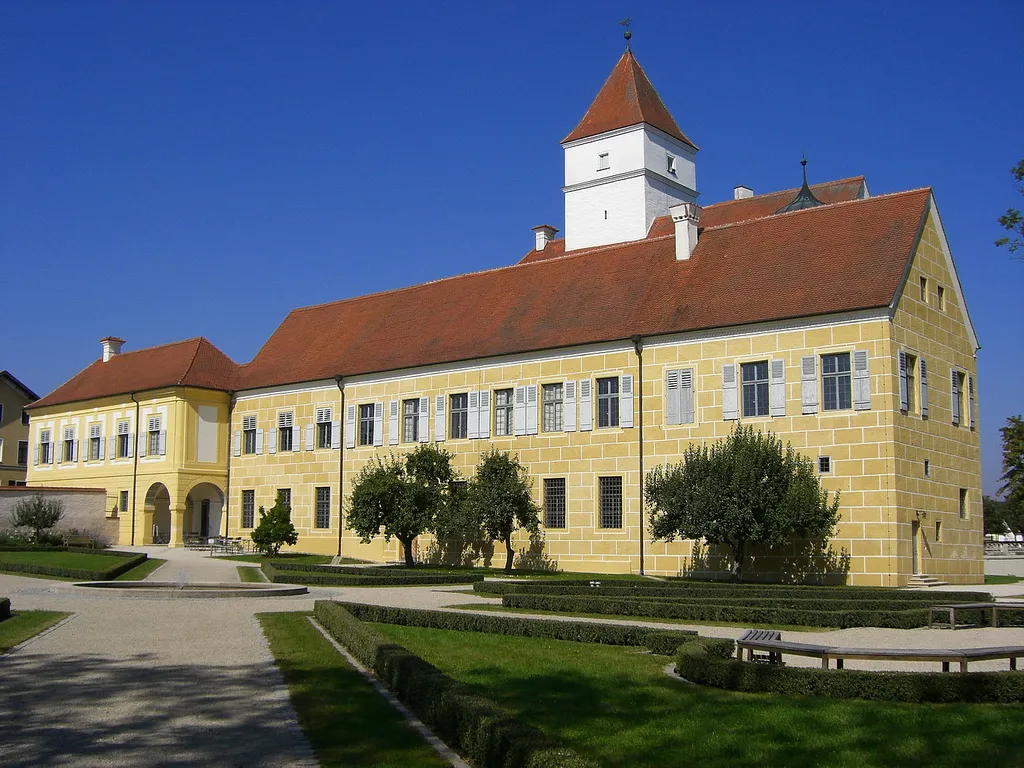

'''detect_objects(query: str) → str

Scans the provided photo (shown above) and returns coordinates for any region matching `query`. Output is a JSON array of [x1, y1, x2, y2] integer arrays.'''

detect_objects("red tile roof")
[[31, 337, 238, 409], [562, 51, 696, 148], [239, 188, 930, 390]]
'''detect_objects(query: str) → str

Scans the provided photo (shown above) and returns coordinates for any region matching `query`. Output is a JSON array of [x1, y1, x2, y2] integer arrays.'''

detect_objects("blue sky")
[[2, 2, 1022, 494]]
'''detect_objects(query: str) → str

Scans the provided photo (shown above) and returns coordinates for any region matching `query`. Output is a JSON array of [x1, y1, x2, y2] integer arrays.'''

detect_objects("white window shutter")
[[968, 376, 976, 430], [665, 370, 681, 426], [578, 379, 593, 431], [373, 402, 384, 446], [109, 435, 116, 459], [98, 435, 105, 460], [388, 401, 399, 445], [853, 349, 871, 411], [159, 430, 167, 456], [680, 368, 695, 424], [620, 374, 634, 428], [477, 390, 490, 439], [467, 391, 479, 439], [305, 423, 315, 451], [951, 369, 961, 425], [722, 364, 738, 420], [34, 443, 39, 466], [563, 381, 577, 432], [418, 396, 429, 442], [769, 359, 786, 417], [139, 431, 147, 458], [919, 358, 929, 418], [899, 351, 909, 412], [800, 356, 818, 415], [435, 395, 446, 441], [526, 385, 539, 434], [345, 405, 356, 448], [514, 386, 527, 436], [128, 433, 135, 459], [331, 420, 341, 449], [255, 428, 263, 455], [268, 427, 277, 454]]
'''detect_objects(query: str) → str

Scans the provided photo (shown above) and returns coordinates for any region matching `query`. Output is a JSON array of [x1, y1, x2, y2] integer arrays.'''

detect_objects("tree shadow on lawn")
[[0, 651, 315, 768], [455, 660, 1024, 768]]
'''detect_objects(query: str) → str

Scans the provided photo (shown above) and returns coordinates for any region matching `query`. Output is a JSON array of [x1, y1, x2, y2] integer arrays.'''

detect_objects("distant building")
[[0, 371, 38, 487], [26, 51, 981, 585]]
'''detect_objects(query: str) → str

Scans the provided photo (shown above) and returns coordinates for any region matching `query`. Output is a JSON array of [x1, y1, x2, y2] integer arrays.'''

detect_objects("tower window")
[[667, 154, 677, 174], [937, 285, 946, 310], [597, 153, 609, 171]]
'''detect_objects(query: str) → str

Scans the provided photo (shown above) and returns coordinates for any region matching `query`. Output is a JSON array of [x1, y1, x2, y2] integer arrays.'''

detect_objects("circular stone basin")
[[68, 581, 308, 599]]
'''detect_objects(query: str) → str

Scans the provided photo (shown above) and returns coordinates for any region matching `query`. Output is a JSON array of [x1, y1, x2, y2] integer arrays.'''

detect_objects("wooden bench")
[[929, 602, 1024, 629], [65, 535, 95, 548], [736, 629, 1024, 673]]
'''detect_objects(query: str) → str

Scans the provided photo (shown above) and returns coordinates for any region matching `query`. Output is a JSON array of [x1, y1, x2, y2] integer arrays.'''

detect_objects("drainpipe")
[[631, 335, 645, 576], [129, 392, 140, 545], [223, 392, 235, 538], [335, 376, 345, 557]]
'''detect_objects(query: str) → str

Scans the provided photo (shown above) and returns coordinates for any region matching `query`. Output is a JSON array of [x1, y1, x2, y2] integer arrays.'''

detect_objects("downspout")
[[631, 335, 645, 576], [224, 392, 235, 538], [335, 376, 345, 557], [129, 392, 140, 545]]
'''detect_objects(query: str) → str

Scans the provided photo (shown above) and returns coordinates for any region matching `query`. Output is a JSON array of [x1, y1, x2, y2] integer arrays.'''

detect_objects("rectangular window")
[[63, 427, 76, 462], [89, 423, 102, 461], [542, 383, 563, 432], [22, 410, 29, 426], [741, 361, 770, 417], [40, 429, 52, 464], [494, 388, 513, 436], [18, 440, 29, 466], [598, 476, 623, 529], [924, 459, 931, 478], [119, 490, 129, 515], [402, 399, 419, 443], [920, 276, 928, 303], [315, 486, 331, 529], [358, 404, 375, 446], [821, 352, 852, 411], [952, 370, 966, 426], [935, 521, 942, 542], [148, 416, 162, 456], [278, 412, 294, 452], [666, 154, 677, 174], [597, 377, 619, 428], [277, 488, 292, 511], [959, 488, 968, 519], [449, 393, 469, 439], [544, 478, 567, 529], [905, 354, 918, 414], [597, 152, 609, 171], [243, 415, 257, 454], [316, 408, 332, 449], [937, 285, 946, 310], [818, 456, 831, 474], [242, 490, 255, 528], [117, 420, 130, 458]]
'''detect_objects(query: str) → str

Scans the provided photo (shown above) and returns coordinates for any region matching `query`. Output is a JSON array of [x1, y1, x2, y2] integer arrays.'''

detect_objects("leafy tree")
[[645, 425, 841, 581], [347, 444, 457, 567], [11, 494, 65, 542], [464, 449, 541, 573], [995, 159, 1024, 258], [250, 491, 299, 556], [983, 495, 1023, 537], [999, 415, 1024, 530]]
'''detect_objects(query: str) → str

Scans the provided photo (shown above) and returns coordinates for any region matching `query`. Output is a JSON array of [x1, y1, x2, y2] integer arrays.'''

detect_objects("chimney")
[[669, 203, 701, 261], [734, 185, 754, 200], [100, 336, 126, 362], [532, 224, 559, 251]]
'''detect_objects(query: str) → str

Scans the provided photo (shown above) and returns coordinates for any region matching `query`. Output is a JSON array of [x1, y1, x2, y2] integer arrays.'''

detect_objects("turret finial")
[[619, 18, 633, 51]]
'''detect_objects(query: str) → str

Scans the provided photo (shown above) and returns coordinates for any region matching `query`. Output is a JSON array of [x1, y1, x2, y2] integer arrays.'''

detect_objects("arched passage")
[[184, 482, 226, 541], [144, 482, 171, 545]]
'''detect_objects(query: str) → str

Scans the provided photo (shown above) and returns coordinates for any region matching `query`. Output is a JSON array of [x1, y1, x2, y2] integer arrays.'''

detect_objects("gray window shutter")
[[373, 402, 384, 446], [919, 358, 929, 418], [268, 427, 277, 454], [769, 359, 786, 417], [951, 369, 961, 425], [128, 433, 135, 459], [159, 430, 167, 456], [853, 349, 871, 411], [388, 401, 399, 445], [722, 364, 738, 420], [899, 351, 909, 412], [435, 395, 446, 441], [330, 420, 341, 449], [418, 396, 429, 443], [526, 385, 539, 435], [968, 376, 976, 430], [620, 374, 634, 428], [478, 390, 491, 439], [467, 392, 479, 439], [578, 379, 593, 431], [665, 369, 681, 426], [680, 368, 695, 424], [514, 386, 527, 436], [305, 423, 315, 451], [345, 405, 356, 448], [255, 428, 264, 455], [563, 381, 576, 432], [801, 356, 818, 415]]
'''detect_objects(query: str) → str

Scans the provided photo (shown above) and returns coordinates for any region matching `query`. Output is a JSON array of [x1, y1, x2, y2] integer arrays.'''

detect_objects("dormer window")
[[597, 152, 609, 171], [667, 155, 677, 175]]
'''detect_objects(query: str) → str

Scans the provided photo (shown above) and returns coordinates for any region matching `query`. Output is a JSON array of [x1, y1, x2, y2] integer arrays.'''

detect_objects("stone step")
[[907, 574, 949, 588]]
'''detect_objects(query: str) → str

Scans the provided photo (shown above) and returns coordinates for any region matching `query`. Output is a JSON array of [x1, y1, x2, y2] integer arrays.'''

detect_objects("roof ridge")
[[111, 335, 206, 359], [178, 337, 205, 385], [702, 176, 866, 210]]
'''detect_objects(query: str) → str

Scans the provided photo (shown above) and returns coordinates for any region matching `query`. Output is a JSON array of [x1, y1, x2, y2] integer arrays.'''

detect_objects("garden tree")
[[999, 415, 1024, 526], [250, 491, 299, 556], [995, 159, 1024, 258], [983, 496, 1023, 536], [645, 425, 841, 582], [11, 494, 65, 542], [347, 444, 457, 567], [464, 449, 541, 573]]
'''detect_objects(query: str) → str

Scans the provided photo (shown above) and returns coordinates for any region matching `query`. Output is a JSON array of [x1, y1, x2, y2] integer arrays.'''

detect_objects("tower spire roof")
[[775, 157, 825, 214], [562, 51, 697, 148]]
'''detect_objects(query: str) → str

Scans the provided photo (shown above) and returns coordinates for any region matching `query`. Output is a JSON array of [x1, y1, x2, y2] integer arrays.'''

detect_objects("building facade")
[[26, 51, 982, 585], [0, 371, 38, 487]]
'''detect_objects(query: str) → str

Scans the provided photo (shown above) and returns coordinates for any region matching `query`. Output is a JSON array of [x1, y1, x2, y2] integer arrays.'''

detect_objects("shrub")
[[0, 551, 147, 581], [261, 562, 483, 586], [10, 494, 65, 542], [0, 597, 10, 622], [251, 493, 298, 556], [314, 601, 597, 768], [674, 638, 1024, 703]]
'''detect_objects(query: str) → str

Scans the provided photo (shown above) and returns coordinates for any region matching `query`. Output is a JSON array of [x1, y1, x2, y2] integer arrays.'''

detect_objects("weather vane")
[[619, 17, 632, 51]]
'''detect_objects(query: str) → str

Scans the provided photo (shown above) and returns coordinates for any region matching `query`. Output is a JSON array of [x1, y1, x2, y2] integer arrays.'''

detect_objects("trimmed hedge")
[[335, 601, 697, 650], [314, 601, 598, 768], [0, 597, 10, 622], [0, 551, 148, 581], [674, 638, 1024, 703], [261, 561, 484, 586]]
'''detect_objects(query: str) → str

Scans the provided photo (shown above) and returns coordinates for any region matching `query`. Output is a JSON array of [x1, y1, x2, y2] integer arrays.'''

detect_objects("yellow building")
[[26, 52, 982, 585], [0, 371, 38, 487]]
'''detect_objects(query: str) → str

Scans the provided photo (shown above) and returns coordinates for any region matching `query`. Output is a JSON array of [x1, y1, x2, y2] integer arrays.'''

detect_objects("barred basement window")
[[402, 399, 419, 443], [741, 361, 770, 417], [278, 412, 294, 452], [242, 490, 255, 528], [542, 383, 563, 432], [315, 486, 331, 529], [243, 415, 257, 454], [818, 456, 831, 474], [494, 389, 513, 436], [119, 490, 128, 516], [450, 393, 469, 439], [316, 408, 333, 449], [821, 353, 852, 411], [544, 478, 566, 529], [117, 420, 130, 458], [598, 476, 623, 529], [358, 404, 375, 446], [597, 377, 619, 428]]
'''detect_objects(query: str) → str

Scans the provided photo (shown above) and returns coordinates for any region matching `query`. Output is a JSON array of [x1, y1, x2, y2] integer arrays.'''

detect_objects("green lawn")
[[238, 565, 266, 583], [370, 623, 1024, 768], [0, 610, 70, 652], [258, 612, 447, 768], [0, 551, 132, 570], [985, 575, 1023, 584], [114, 557, 166, 580]]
